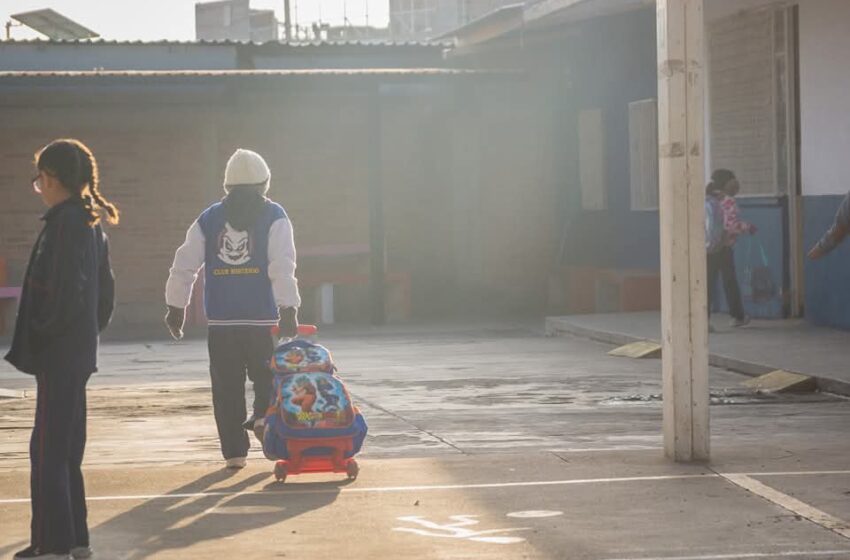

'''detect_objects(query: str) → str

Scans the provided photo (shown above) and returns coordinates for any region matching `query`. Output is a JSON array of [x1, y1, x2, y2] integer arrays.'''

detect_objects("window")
[[708, 6, 796, 197], [578, 109, 607, 211], [629, 99, 659, 211]]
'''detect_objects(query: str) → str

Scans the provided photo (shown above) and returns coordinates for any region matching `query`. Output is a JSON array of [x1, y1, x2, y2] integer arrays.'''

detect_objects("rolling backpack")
[[262, 339, 367, 461]]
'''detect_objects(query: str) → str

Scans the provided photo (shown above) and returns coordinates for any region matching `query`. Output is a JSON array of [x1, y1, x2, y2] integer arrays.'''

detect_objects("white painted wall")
[[704, 0, 850, 196], [798, 0, 850, 196]]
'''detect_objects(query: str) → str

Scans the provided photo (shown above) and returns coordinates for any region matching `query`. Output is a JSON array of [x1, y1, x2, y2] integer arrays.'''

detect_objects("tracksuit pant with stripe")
[[30, 370, 91, 554]]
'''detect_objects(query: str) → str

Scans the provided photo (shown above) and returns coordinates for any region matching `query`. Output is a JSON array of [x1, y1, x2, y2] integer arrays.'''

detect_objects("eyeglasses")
[[31, 170, 55, 194]]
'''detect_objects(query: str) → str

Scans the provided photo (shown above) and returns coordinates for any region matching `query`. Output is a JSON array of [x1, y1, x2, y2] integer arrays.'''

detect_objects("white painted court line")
[[0, 473, 717, 504], [730, 470, 850, 478], [0, 468, 848, 506], [601, 550, 850, 560], [719, 473, 850, 540], [548, 446, 663, 453]]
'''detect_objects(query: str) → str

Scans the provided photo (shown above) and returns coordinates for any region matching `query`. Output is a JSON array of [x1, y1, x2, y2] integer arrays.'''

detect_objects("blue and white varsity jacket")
[[165, 199, 301, 326]]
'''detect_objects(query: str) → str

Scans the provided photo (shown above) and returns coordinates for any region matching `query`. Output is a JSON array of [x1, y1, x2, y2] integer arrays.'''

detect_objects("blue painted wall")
[[804, 194, 850, 329], [553, 8, 789, 318], [557, 9, 662, 271]]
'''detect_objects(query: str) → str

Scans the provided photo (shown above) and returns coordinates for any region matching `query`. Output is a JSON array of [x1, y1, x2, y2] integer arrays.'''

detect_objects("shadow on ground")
[[0, 468, 343, 560]]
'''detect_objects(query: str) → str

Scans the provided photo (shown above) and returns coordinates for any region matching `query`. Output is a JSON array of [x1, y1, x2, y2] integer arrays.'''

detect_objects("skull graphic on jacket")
[[218, 223, 252, 265]]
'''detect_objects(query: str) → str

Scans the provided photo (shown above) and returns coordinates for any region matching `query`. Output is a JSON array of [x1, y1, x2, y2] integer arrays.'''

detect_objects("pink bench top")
[[299, 244, 370, 258], [0, 287, 22, 299]]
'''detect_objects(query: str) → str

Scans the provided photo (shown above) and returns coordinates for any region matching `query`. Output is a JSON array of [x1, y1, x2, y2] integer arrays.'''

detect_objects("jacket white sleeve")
[[268, 217, 301, 309], [165, 221, 205, 308]]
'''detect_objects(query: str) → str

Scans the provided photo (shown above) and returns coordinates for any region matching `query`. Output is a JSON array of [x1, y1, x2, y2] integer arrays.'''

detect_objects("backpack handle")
[[298, 324, 318, 336], [270, 324, 318, 340]]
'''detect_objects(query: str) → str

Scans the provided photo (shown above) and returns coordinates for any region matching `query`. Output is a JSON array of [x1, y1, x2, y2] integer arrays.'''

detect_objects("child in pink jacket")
[[707, 169, 756, 329]]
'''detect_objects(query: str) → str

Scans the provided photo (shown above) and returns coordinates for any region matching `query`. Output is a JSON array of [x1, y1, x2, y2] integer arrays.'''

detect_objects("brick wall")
[[0, 78, 557, 328]]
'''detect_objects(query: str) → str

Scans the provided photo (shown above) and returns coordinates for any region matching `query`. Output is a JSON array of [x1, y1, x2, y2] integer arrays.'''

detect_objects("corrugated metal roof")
[[435, 3, 525, 41], [0, 68, 509, 79], [0, 38, 450, 49]]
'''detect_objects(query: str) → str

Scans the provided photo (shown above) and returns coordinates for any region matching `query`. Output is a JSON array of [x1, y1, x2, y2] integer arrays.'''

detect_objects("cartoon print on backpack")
[[271, 341, 335, 374], [278, 372, 352, 429], [290, 376, 317, 413], [316, 377, 341, 412], [283, 349, 307, 368]]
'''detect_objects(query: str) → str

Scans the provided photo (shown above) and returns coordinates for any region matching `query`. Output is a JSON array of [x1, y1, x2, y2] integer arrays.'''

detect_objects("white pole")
[[657, 0, 710, 462]]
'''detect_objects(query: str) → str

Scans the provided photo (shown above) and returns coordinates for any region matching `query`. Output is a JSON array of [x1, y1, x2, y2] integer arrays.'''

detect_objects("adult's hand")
[[279, 306, 298, 339], [165, 305, 185, 340], [808, 244, 826, 260]]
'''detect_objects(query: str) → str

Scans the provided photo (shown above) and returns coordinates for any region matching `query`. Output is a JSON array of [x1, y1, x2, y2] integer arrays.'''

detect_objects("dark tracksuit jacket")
[[4, 197, 114, 554]]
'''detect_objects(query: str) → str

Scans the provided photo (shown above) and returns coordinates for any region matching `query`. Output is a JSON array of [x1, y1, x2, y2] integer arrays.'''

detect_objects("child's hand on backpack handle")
[[277, 306, 299, 339]]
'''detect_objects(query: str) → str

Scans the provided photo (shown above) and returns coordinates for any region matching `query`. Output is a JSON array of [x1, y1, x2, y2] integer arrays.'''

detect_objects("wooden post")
[[657, 0, 710, 462], [368, 86, 387, 326]]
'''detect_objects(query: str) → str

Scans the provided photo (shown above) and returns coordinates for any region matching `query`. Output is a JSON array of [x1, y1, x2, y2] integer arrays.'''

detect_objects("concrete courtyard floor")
[[1, 323, 849, 559]]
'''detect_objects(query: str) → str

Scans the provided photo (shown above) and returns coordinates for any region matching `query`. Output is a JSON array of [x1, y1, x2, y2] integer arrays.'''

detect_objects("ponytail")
[[77, 141, 119, 225], [36, 139, 119, 226]]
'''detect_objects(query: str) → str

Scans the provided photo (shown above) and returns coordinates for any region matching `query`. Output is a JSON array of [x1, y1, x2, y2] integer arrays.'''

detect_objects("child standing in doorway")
[[706, 169, 756, 329]]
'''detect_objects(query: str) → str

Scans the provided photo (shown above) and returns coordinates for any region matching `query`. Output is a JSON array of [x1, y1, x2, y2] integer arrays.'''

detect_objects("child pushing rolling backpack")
[[261, 325, 367, 482]]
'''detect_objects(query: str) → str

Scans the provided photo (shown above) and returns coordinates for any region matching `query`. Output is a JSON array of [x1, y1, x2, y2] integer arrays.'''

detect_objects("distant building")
[[321, 25, 390, 43], [195, 0, 279, 43], [248, 8, 279, 42], [389, 0, 519, 41]]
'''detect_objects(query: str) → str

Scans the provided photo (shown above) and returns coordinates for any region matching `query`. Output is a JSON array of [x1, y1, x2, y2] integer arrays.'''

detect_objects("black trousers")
[[207, 326, 274, 459], [707, 246, 746, 321], [30, 370, 91, 554]]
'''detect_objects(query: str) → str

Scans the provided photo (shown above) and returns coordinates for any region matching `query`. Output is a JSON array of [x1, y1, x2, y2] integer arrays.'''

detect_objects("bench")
[[298, 244, 411, 324], [553, 266, 660, 314], [184, 244, 411, 326], [299, 270, 412, 324]]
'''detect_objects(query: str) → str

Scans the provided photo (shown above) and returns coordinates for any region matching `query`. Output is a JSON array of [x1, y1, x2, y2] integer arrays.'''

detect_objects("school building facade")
[[0, 42, 557, 331], [2, 0, 850, 333], [443, 0, 850, 329]]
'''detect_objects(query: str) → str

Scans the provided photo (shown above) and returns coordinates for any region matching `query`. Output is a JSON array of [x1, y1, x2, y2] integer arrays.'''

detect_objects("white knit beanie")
[[223, 149, 271, 192]]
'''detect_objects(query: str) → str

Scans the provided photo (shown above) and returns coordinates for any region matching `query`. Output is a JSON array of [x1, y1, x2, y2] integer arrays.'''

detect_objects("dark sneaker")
[[71, 546, 93, 559], [14, 546, 72, 559], [243, 416, 265, 443], [730, 316, 751, 328]]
